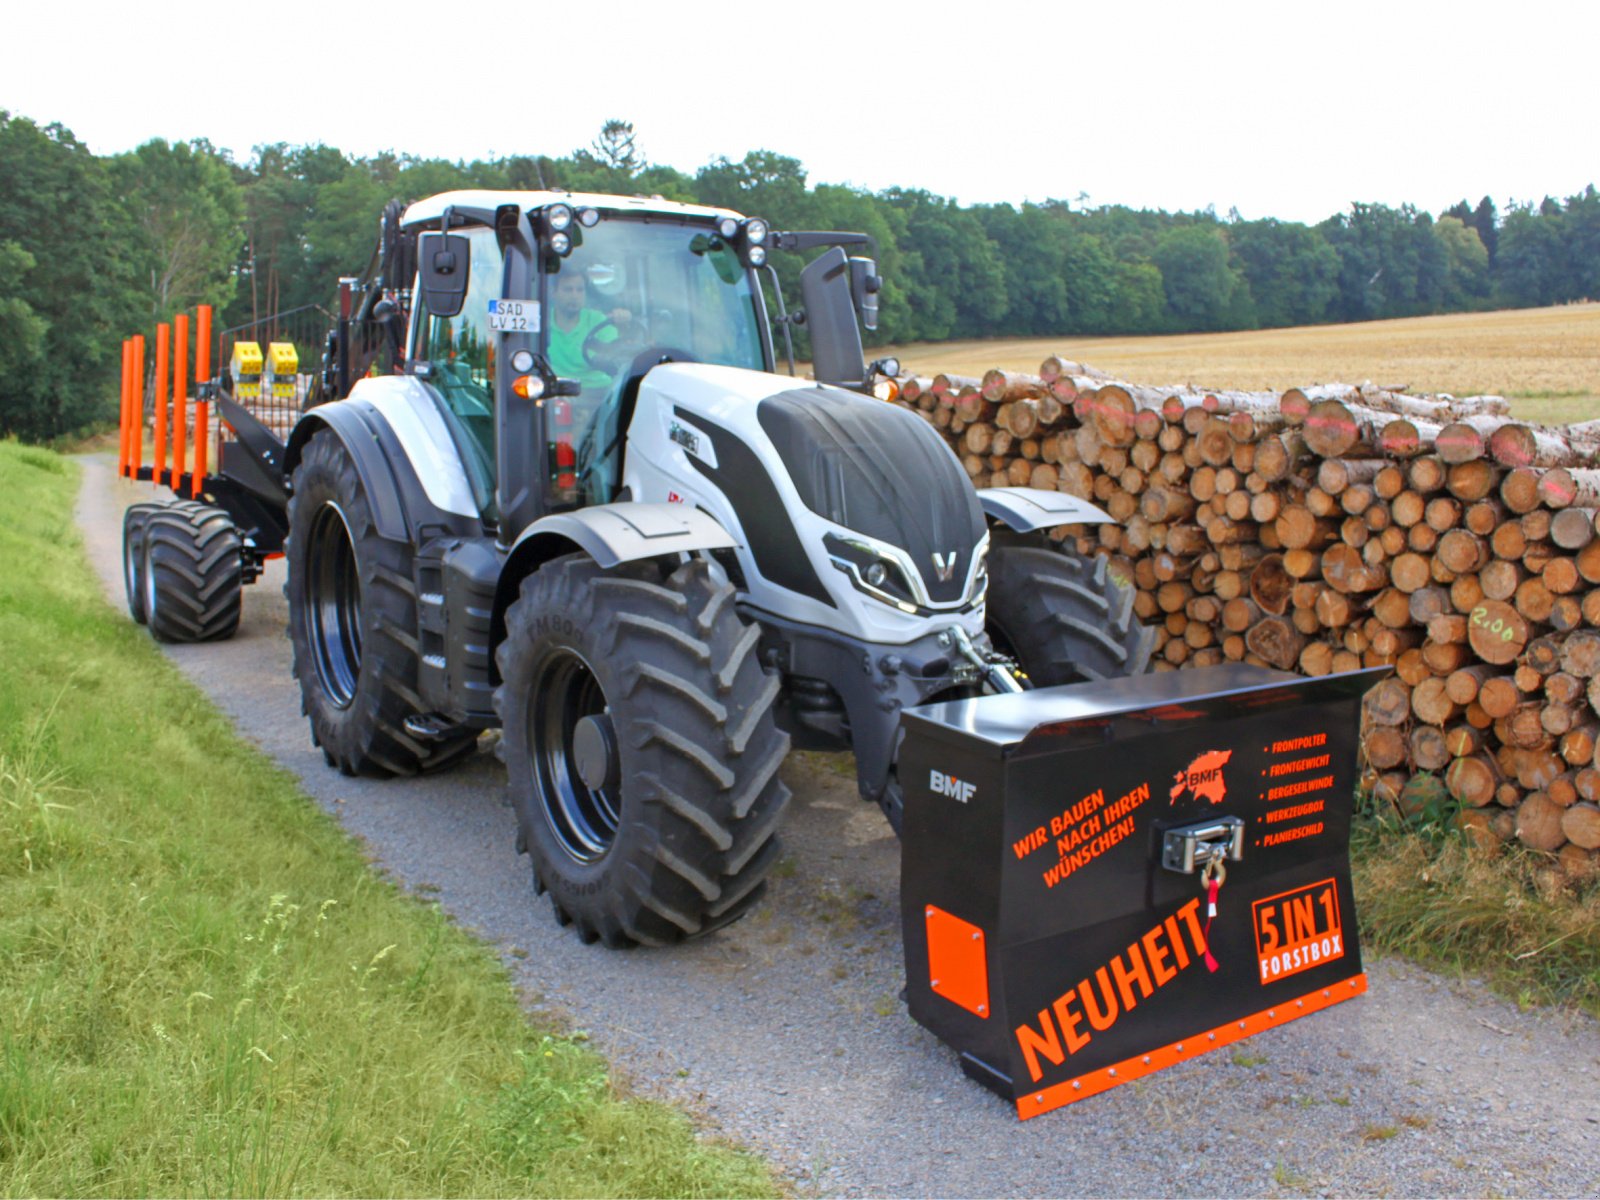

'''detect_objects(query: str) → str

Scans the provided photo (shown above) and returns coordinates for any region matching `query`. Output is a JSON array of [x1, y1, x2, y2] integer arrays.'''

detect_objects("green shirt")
[[547, 308, 616, 390]]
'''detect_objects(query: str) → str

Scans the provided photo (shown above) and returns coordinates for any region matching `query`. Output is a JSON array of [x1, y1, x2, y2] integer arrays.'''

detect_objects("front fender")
[[510, 502, 737, 571], [491, 503, 739, 676], [977, 486, 1116, 532]]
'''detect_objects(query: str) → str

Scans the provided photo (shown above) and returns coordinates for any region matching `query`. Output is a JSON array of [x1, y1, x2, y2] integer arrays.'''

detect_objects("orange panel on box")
[[925, 905, 990, 1018]]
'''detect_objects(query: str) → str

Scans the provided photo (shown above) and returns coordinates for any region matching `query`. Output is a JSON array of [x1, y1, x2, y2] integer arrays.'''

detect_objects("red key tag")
[[1201, 858, 1225, 973]]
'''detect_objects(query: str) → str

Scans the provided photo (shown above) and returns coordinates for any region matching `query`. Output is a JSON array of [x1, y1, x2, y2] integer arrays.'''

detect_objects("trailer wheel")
[[121, 502, 163, 625], [496, 554, 791, 947], [285, 430, 477, 776], [985, 543, 1155, 685], [140, 501, 244, 643]]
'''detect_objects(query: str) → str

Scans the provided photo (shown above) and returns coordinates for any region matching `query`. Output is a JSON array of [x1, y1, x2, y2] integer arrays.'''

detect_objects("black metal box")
[[898, 664, 1385, 1118]]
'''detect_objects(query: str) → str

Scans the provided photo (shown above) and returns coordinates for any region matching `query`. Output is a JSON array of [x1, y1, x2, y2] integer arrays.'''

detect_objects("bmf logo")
[[930, 769, 976, 803]]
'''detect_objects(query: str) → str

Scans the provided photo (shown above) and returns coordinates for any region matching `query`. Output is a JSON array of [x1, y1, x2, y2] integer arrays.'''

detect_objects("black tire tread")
[[285, 430, 476, 777], [497, 555, 790, 947], [143, 502, 243, 643], [987, 544, 1155, 684]]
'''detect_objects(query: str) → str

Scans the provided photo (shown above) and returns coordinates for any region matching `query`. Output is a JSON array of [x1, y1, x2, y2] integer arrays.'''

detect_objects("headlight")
[[747, 244, 767, 267], [546, 204, 573, 232], [824, 533, 918, 613], [550, 231, 572, 256], [577, 207, 600, 228], [716, 216, 740, 240], [744, 218, 768, 244]]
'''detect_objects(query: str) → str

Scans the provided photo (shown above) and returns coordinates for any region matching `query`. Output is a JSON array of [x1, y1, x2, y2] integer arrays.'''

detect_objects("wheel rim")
[[141, 535, 158, 622], [307, 503, 363, 709], [124, 527, 141, 608], [528, 648, 619, 863]]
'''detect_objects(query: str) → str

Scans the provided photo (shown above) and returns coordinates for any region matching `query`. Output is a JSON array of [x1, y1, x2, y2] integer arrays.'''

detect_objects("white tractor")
[[135, 190, 1153, 946]]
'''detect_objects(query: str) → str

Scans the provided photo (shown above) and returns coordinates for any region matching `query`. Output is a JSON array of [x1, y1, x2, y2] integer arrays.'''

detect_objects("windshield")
[[545, 215, 767, 505]]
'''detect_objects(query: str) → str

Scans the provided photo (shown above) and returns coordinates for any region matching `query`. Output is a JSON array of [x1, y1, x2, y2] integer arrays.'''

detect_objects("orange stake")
[[153, 323, 170, 485], [132, 334, 145, 477], [193, 305, 212, 495], [172, 313, 189, 491], [118, 339, 132, 478]]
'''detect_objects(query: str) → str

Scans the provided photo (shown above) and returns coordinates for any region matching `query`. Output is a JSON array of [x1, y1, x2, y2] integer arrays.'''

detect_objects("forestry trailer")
[[118, 190, 1150, 945]]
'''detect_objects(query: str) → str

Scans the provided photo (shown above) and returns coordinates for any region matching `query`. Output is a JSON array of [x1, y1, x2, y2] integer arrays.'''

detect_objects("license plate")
[[488, 299, 540, 332], [1252, 878, 1345, 985]]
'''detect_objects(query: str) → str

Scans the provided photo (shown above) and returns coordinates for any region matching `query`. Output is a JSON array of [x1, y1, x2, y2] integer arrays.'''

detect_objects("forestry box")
[[899, 663, 1387, 1118]]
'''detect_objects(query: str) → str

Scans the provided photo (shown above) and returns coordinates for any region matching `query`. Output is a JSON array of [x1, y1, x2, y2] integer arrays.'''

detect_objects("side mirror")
[[800, 247, 866, 391], [417, 232, 470, 318], [848, 256, 881, 331]]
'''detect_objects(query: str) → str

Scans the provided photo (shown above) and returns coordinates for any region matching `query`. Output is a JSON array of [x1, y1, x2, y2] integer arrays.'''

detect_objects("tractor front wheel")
[[496, 555, 791, 947], [985, 542, 1154, 685]]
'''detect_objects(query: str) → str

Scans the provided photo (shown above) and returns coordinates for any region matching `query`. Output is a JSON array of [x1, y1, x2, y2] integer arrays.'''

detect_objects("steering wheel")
[[581, 316, 647, 373]]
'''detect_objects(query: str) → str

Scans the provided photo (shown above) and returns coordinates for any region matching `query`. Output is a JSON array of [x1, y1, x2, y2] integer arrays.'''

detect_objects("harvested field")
[[884, 304, 1600, 424]]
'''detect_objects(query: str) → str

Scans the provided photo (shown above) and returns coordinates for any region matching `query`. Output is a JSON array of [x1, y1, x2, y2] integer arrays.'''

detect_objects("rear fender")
[[490, 503, 738, 679], [978, 486, 1116, 532], [283, 382, 480, 541]]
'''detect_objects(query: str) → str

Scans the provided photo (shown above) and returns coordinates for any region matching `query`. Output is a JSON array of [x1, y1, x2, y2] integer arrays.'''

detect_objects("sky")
[[6, 0, 1595, 225]]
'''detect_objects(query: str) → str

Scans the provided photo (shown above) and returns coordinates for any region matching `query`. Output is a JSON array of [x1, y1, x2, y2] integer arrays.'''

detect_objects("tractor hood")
[[754, 385, 985, 604], [623, 362, 991, 641]]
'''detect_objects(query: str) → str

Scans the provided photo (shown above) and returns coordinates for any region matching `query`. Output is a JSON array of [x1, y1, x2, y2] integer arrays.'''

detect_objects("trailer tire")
[[122, 502, 163, 625], [985, 544, 1154, 685], [285, 430, 476, 777], [496, 554, 791, 947], [140, 501, 243, 643]]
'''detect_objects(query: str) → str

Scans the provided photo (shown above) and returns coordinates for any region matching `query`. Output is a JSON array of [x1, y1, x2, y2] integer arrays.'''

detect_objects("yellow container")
[[265, 342, 299, 401], [231, 342, 262, 401]]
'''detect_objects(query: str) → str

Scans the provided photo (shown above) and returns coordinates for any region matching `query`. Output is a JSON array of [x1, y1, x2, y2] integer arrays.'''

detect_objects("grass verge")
[[1353, 805, 1600, 1017], [0, 439, 777, 1198]]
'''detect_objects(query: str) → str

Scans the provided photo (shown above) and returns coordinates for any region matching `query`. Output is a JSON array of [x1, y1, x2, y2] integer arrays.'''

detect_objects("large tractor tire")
[[496, 554, 791, 947], [985, 543, 1155, 686], [121, 501, 163, 625], [285, 430, 477, 776], [140, 501, 244, 643]]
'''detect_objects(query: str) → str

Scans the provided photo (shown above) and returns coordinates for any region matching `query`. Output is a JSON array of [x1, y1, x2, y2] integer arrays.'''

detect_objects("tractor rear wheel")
[[285, 430, 476, 776], [496, 554, 791, 947], [122, 502, 163, 625], [985, 543, 1154, 685], [140, 501, 243, 643]]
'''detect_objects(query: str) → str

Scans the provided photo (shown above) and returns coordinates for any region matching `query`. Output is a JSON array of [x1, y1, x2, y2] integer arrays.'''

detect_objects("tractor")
[[121, 190, 1153, 947]]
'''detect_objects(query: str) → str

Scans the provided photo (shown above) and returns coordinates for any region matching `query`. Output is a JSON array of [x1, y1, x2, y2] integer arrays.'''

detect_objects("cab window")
[[411, 225, 502, 493]]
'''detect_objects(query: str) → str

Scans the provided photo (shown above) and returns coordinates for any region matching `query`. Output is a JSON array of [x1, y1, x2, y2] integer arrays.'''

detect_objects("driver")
[[547, 271, 632, 390]]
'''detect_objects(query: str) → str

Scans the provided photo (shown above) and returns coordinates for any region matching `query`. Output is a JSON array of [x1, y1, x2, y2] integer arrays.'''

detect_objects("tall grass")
[[1352, 800, 1600, 1016], [0, 439, 776, 1198]]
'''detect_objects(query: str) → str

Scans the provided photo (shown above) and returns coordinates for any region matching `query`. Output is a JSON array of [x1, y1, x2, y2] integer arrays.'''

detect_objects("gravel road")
[[80, 456, 1600, 1197]]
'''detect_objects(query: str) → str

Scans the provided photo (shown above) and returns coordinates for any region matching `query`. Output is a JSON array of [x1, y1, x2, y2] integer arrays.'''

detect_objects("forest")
[[2, 110, 1597, 441]]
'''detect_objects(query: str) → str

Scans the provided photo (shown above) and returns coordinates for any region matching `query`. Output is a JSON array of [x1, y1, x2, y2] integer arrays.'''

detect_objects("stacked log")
[[895, 362, 1600, 875]]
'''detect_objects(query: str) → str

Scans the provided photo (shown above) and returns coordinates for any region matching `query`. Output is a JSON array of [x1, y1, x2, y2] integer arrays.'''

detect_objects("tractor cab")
[[394, 191, 885, 536]]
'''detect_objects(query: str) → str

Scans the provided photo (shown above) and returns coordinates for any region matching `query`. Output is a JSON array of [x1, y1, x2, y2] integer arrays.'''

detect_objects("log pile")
[[896, 363, 1600, 875]]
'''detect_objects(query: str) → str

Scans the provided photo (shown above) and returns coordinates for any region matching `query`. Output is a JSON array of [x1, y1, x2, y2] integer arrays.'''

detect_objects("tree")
[[1319, 202, 1444, 321], [1559, 184, 1600, 300], [0, 111, 141, 441], [1496, 203, 1565, 307], [1433, 216, 1490, 309], [590, 119, 644, 173], [0, 243, 47, 383], [1153, 225, 1243, 331], [112, 138, 242, 322], [1229, 219, 1338, 327]]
